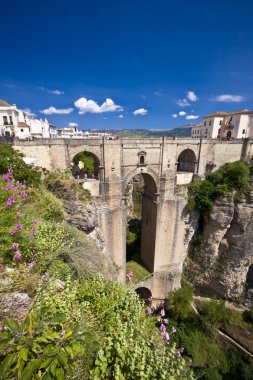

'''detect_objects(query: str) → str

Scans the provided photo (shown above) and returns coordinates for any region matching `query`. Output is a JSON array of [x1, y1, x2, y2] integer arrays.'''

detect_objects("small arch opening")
[[227, 131, 232, 140], [140, 155, 145, 165], [177, 149, 196, 173], [72, 151, 100, 179], [135, 287, 152, 303]]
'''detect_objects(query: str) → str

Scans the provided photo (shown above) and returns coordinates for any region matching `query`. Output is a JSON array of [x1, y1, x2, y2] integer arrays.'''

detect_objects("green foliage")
[[199, 299, 243, 329], [79, 276, 193, 380], [31, 188, 65, 222], [187, 161, 250, 215], [0, 313, 85, 380], [166, 283, 194, 320], [0, 142, 40, 186], [73, 152, 95, 175]]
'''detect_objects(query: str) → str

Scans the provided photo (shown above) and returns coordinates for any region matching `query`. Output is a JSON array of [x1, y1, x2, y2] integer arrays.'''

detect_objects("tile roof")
[[0, 99, 12, 107], [204, 109, 253, 118], [17, 122, 30, 128]]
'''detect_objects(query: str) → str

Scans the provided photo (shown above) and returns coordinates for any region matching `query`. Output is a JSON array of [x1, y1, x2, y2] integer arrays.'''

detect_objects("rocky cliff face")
[[184, 191, 253, 303]]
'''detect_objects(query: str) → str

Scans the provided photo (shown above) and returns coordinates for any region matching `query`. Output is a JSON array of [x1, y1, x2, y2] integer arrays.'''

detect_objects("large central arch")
[[124, 171, 158, 273], [177, 149, 196, 172]]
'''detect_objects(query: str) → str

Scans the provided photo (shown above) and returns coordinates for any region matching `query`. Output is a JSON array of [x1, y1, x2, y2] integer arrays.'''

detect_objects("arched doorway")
[[135, 287, 152, 303], [177, 149, 196, 173], [72, 151, 100, 179], [227, 131, 232, 140], [125, 172, 157, 277]]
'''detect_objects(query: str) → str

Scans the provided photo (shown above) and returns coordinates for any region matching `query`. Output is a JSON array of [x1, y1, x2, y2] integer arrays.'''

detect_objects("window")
[[242, 129, 245, 134], [204, 121, 206, 126], [218, 128, 220, 134], [209, 120, 212, 126], [20, 129, 24, 132], [140, 155, 145, 165], [9, 116, 13, 125], [3, 116, 8, 125], [219, 120, 222, 125], [205, 129, 208, 134]]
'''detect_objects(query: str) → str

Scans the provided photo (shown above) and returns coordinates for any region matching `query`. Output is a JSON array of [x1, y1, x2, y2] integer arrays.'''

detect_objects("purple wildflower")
[[33, 219, 38, 225], [126, 271, 133, 281], [13, 251, 22, 261], [160, 324, 166, 332], [160, 300, 165, 306], [21, 190, 27, 199], [171, 326, 176, 333], [2, 174, 8, 181], [10, 229, 15, 235], [147, 307, 153, 315], [11, 242, 19, 249], [16, 223, 23, 231], [176, 348, 184, 357], [6, 196, 15, 207], [162, 331, 170, 341], [160, 308, 165, 317], [157, 316, 161, 322], [152, 303, 157, 310]]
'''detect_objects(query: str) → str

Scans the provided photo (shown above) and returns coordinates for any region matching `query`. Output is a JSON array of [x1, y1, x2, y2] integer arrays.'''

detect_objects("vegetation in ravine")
[[165, 283, 253, 380], [187, 160, 251, 215], [0, 143, 192, 379], [72, 152, 95, 175]]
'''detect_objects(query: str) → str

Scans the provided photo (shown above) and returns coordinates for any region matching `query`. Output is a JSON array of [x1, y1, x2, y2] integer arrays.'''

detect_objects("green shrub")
[[73, 152, 95, 175], [0, 142, 40, 186], [199, 299, 243, 329], [166, 282, 194, 320], [187, 161, 250, 215]]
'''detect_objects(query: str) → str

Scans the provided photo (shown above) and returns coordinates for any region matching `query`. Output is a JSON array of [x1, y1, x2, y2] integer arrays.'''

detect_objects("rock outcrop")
[[185, 191, 253, 302]]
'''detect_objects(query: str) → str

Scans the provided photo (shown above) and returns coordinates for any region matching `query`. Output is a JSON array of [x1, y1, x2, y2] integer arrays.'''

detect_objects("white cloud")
[[49, 89, 64, 95], [74, 97, 123, 114], [118, 114, 124, 118], [179, 111, 187, 116], [133, 108, 148, 116], [172, 114, 178, 118], [186, 115, 199, 120], [69, 122, 78, 127], [20, 108, 36, 117], [212, 94, 244, 102], [187, 91, 199, 102], [40, 106, 73, 115], [176, 98, 190, 107], [154, 90, 162, 96]]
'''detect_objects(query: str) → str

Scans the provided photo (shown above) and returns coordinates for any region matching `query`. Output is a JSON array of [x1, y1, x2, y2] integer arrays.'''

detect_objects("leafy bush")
[[187, 161, 250, 215], [73, 152, 95, 175], [166, 282, 194, 320], [199, 299, 243, 329], [0, 142, 40, 186]]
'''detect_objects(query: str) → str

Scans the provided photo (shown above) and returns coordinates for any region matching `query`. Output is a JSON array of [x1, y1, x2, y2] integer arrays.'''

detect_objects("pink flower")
[[171, 326, 176, 333], [152, 303, 157, 310], [16, 212, 24, 218], [164, 319, 168, 324], [10, 229, 15, 235], [21, 190, 27, 199], [160, 324, 166, 332], [126, 271, 133, 281], [6, 196, 15, 206], [176, 348, 184, 357], [33, 219, 38, 225], [162, 331, 170, 341], [160, 308, 165, 317], [2, 174, 8, 181], [157, 316, 161, 322], [11, 242, 19, 249], [147, 308, 153, 315], [160, 300, 165, 305], [16, 223, 23, 231], [13, 251, 21, 261]]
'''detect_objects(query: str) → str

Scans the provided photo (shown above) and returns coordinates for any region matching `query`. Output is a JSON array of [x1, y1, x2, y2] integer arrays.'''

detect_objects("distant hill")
[[107, 127, 192, 138]]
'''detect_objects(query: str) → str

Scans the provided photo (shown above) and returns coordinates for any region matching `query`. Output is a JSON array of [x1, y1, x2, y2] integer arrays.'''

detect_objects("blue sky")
[[1, 0, 253, 130]]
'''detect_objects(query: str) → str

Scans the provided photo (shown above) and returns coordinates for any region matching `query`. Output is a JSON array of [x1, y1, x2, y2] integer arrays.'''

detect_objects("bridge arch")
[[135, 287, 152, 302], [125, 170, 158, 273], [72, 151, 100, 179], [177, 148, 196, 173]]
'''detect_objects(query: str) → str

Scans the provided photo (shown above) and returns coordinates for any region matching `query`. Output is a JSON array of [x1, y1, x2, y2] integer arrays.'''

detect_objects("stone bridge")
[[13, 137, 253, 298]]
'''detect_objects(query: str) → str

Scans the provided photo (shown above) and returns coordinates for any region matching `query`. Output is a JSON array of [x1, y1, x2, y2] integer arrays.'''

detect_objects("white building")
[[0, 99, 55, 139], [191, 109, 253, 139]]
